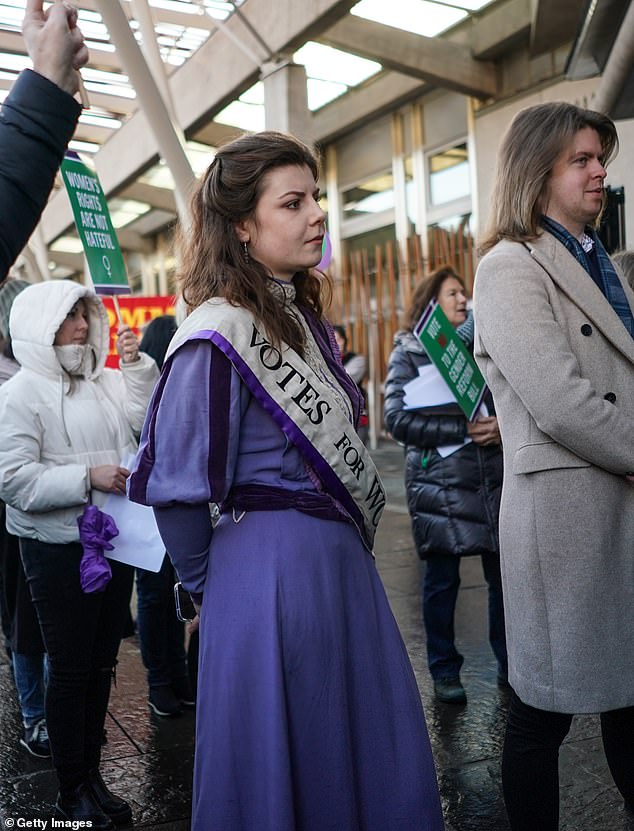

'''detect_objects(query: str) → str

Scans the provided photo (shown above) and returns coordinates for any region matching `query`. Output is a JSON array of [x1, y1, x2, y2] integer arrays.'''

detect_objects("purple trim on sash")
[[187, 329, 370, 548], [209, 349, 231, 494]]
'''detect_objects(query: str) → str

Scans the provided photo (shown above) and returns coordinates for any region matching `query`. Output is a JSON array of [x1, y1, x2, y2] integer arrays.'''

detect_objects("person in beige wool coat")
[[473, 102, 634, 831]]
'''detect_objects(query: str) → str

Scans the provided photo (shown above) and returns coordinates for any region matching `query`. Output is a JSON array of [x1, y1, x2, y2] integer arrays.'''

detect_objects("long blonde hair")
[[479, 102, 618, 255]]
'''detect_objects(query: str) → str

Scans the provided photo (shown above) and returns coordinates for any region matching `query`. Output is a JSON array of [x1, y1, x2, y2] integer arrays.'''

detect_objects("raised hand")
[[22, 0, 89, 96], [116, 325, 141, 364]]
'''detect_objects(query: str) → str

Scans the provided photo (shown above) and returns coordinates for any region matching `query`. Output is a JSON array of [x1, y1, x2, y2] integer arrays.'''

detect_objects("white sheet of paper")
[[103, 454, 165, 572], [402, 365, 488, 458], [403, 363, 456, 410]]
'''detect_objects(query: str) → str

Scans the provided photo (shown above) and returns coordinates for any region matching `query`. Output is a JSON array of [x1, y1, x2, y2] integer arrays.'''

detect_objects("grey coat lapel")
[[526, 234, 634, 364]]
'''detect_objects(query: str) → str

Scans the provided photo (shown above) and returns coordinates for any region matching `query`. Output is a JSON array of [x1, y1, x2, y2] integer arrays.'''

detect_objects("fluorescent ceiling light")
[[307, 78, 348, 110], [51, 236, 85, 255], [294, 42, 381, 86], [139, 164, 176, 190], [68, 139, 101, 155], [214, 99, 265, 133], [109, 198, 151, 229], [78, 111, 123, 130]]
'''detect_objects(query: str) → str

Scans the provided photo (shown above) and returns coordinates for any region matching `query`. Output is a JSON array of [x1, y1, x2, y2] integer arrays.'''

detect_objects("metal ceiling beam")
[[319, 16, 497, 99]]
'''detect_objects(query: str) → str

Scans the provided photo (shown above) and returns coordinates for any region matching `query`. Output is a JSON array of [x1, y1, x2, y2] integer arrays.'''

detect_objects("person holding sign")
[[474, 103, 634, 830], [384, 266, 507, 705], [0, 0, 88, 284], [128, 131, 444, 831], [0, 279, 158, 828]]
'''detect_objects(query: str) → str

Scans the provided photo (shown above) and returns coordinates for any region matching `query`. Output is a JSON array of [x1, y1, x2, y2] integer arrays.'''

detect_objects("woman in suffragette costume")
[[128, 131, 444, 831]]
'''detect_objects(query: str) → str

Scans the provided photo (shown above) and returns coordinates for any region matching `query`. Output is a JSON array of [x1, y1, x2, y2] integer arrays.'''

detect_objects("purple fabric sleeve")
[[129, 340, 241, 506], [154, 503, 212, 598]]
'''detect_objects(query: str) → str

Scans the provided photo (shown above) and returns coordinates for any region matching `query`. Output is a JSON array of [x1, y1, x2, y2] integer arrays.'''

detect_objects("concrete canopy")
[[0, 0, 616, 261]]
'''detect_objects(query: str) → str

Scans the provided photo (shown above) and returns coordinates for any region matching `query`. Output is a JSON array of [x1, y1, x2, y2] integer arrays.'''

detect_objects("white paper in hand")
[[403, 364, 488, 458], [103, 454, 165, 572]]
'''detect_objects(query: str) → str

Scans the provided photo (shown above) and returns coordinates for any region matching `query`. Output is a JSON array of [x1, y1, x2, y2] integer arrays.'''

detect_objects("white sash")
[[168, 299, 386, 550]]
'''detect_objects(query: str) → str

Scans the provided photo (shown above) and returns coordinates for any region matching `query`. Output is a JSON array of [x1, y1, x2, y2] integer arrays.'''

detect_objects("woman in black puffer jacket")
[[384, 266, 507, 705]]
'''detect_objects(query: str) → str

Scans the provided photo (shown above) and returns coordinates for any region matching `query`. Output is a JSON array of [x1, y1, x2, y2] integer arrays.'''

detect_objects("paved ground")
[[1, 438, 632, 830]]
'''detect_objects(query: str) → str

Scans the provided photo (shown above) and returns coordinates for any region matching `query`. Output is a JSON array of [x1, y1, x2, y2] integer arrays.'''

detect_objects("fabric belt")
[[220, 484, 347, 525]]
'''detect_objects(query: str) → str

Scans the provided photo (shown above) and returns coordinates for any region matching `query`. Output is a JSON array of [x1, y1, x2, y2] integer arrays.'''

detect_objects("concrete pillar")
[[141, 256, 155, 295], [96, 1, 195, 225], [325, 144, 343, 274], [30, 225, 51, 280], [391, 112, 409, 262], [262, 58, 313, 144], [466, 98, 479, 242], [410, 103, 429, 263]]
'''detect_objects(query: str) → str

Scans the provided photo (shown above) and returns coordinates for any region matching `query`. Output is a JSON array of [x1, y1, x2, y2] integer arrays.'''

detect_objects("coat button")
[[604, 392, 617, 403], [581, 324, 593, 336]]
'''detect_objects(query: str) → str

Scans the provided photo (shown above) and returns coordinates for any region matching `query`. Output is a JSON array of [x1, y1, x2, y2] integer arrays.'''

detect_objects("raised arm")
[[22, 0, 89, 96]]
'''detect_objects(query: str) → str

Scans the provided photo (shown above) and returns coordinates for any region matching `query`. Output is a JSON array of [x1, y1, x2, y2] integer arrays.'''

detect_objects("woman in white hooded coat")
[[0, 279, 158, 829]]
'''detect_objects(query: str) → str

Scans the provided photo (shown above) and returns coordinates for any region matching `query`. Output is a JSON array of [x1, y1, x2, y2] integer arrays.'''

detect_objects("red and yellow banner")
[[102, 295, 175, 367]]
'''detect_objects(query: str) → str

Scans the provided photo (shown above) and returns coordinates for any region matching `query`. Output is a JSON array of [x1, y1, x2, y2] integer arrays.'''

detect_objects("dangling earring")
[[243, 241, 250, 262]]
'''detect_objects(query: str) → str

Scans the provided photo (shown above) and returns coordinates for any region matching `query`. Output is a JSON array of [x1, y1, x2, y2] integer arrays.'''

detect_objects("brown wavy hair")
[[405, 266, 464, 330], [176, 131, 330, 354], [479, 102, 618, 255]]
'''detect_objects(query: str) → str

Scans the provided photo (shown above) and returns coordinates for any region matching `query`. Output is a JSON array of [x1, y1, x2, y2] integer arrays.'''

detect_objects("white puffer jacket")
[[0, 280, 158, 543]]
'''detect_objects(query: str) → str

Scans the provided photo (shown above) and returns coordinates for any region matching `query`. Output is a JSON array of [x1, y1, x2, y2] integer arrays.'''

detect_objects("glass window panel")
[[343, 172, 395, 219], [352, 0, 467, 38], [428, 143, 470, 205]]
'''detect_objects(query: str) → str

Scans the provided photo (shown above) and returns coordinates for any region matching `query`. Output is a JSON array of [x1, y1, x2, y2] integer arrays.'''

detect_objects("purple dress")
[[130, 337, 444, 831]]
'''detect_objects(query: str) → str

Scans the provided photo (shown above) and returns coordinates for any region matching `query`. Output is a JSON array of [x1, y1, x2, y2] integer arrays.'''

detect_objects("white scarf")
[[54, 343, 97, 378]]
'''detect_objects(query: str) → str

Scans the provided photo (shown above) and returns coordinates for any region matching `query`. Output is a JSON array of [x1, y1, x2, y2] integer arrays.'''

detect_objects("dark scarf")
[[541, 216, 634, 339]]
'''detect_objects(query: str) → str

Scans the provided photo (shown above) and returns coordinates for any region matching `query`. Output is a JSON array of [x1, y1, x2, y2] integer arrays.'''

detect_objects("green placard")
[[414, 299, 487, 421], [60, 151, 130, 294]]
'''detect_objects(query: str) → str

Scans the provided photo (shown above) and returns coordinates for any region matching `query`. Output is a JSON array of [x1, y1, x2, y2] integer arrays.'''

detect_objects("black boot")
[[87, 768, 133, 826], [55, 783, 115, 830]]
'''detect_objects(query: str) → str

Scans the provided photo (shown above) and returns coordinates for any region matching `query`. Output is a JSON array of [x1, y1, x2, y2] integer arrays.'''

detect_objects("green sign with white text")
[[60, 151, 130, 294], [414, 299, 487, 421]]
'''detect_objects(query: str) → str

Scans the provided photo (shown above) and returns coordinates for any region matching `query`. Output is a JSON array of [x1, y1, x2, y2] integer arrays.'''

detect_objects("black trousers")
[[20, 539, 133, 795], [502, 690, 634, 830]]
